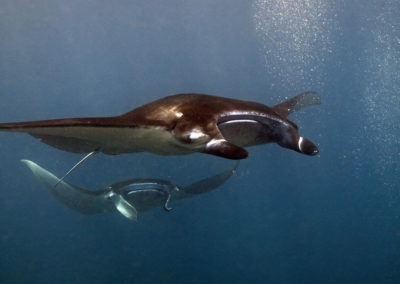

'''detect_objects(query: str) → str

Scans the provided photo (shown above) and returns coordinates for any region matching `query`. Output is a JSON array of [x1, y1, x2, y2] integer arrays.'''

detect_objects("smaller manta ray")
[[21, 159, 238, 221], [1, 92, 320, 182]]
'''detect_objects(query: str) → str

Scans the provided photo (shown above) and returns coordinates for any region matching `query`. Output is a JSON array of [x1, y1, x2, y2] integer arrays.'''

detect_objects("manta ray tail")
[[272, 91, 321, 118], [21, 159, 114, 214], [54, 150, 98, 187]]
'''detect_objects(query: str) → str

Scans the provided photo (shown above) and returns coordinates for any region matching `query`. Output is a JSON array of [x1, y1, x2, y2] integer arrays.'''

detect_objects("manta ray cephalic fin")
[[107, 192, 138, 221], [203, 139, 248, 160]]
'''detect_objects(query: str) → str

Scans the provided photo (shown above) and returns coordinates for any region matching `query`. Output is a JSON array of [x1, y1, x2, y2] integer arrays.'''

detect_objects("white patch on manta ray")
[[221, 119, 259, 125], [188, 128, 209, 144], [206, 138, 226, 147], [298, 136, 304, 152]]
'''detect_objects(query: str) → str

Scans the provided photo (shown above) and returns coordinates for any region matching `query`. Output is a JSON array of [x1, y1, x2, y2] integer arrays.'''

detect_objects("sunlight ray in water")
[[253, 0, 340, 91], [358, 1, 400, 204]]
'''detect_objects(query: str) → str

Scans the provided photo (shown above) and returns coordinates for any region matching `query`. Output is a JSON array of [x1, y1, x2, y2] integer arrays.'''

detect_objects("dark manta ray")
[[21, 159, 238, 221], [0, 92, 320, 159], [1, 92, 320, 182]]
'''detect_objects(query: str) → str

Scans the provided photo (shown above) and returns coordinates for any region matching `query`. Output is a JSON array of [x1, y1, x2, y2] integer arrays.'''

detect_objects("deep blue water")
[[0, 1, 399, 283]]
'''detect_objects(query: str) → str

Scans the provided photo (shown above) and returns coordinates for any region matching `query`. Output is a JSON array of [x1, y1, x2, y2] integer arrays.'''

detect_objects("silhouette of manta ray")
[[22, 159, 238, 221]]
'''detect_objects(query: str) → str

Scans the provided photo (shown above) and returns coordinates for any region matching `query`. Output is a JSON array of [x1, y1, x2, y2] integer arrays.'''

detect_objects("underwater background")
[[0, 0, 399, 283]]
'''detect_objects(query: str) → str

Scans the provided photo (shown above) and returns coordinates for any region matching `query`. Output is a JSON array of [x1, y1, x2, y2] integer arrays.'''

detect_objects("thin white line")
[[298, 136, 304, 152]]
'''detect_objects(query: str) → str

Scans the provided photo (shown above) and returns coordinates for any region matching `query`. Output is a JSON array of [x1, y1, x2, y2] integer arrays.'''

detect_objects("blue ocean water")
[[0, 0, 399, 283]]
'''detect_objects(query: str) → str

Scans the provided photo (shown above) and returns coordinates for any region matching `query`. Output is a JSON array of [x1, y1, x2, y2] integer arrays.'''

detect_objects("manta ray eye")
[[182, 135, 193, 144]]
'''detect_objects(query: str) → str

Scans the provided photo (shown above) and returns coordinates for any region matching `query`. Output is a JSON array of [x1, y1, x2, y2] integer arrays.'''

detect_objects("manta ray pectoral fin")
[[182, 161, 239, 195], [108, 193, 138, 221], [272, 91, 321, 118], [30, 133, 100, 154], [21, 159, 115, 215], [203, 139, 248, 160]]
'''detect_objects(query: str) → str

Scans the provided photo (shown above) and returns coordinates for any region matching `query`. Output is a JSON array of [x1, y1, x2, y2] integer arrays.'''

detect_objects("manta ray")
[[22, 159, 238, 221], [1, 92, 320, 181]]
